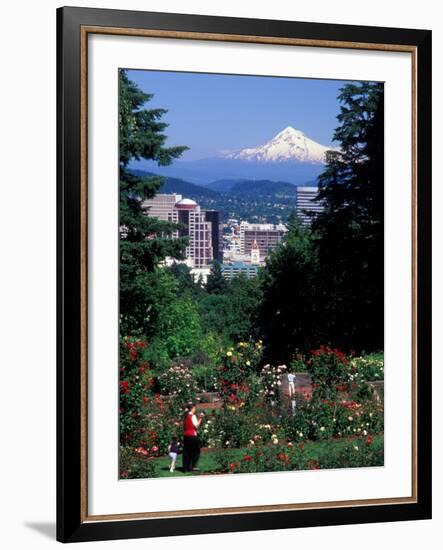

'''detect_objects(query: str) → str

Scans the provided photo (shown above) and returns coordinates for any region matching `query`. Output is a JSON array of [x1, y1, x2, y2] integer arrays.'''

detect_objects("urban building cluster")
[[142, 186, 322, 282]]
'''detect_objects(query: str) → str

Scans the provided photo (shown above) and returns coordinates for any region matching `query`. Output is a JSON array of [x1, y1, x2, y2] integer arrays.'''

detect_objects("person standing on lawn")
[[182, 403, 204, 472]]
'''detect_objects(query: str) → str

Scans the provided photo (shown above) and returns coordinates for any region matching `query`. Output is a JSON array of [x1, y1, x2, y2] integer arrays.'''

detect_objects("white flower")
[[320, 426, 325, 432], [272, 438, 279, 444], [354, 446, 359, 451], [348, 416, 353, 421], [363, 430, 368, 436], [298, 432, 303, 437]]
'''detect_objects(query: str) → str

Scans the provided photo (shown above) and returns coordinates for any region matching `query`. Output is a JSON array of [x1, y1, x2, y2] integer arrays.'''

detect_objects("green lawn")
[[152, 435, 384, 477]]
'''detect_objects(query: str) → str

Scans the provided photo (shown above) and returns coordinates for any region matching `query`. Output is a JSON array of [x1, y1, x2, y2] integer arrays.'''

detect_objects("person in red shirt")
[[182, 403, 204, 472]]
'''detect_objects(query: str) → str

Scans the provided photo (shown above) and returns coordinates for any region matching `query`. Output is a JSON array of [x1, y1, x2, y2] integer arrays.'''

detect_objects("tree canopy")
[[313, 81, 384, 351], [119, 70, 189, 335]]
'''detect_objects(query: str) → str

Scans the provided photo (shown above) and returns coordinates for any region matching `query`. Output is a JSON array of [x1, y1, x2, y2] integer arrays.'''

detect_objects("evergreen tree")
[[205, 261, 228, 295], [313, 82, 384, 351], [258, 216, 320, 362], [119, 69, 189, 335]]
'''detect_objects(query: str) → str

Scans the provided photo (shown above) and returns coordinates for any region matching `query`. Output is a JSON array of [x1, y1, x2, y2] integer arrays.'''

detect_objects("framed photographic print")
[[57, 6, 432, 543]]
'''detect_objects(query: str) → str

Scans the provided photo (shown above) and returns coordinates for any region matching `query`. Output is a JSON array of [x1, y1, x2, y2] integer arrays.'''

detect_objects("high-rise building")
[[143, 193, 182, 222], [296, 186, 325, 224], [175, 198, 213, 269], [142, 194, 218, 269], [239, 222, 287, 257], [204, 210, 223, 263]]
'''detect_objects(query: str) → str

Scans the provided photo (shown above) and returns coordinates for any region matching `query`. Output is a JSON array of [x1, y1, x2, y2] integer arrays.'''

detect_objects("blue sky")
[[127, 69, 355, 161]]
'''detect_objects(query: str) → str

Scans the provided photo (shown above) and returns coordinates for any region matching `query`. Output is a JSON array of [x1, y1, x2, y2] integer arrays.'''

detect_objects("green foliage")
[[349, 352, 384, 381], [120, 448, 159, 479], [226, 275, 262, 341], [212, 409, 257, 448], [198, 275, 262, 342], [150, 295, 203, 362], [317, 437, 384, 469], [313, 82, 384, 352], [216, 341, 263, 407], [119, 338, 155, 445], [119, 69, 189, 336], [213, 437, 383, 474], [307, 345, 350, 400], [206, 261, 228, 295], [258, 216, 320, 362], [165, 262, 203, 298]]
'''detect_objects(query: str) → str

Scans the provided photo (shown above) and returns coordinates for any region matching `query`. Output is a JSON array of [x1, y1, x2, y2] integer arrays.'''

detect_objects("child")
[[168, 436, 181, 473]]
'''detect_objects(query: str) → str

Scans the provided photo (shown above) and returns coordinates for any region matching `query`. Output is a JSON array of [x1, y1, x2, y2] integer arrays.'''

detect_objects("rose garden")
[[119, 340, 384, 478]]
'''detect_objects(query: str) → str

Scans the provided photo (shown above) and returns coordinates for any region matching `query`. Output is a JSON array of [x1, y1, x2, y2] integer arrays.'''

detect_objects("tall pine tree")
[[119, 69, 189, 335], [313, 82, 384, 352]]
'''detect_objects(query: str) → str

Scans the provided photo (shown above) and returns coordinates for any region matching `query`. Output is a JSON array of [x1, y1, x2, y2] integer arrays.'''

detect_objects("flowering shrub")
[[280, 402, 312, 442], [225, 445, 306, 474], [333, 399, 384, 438], [120, 447, 159, 479], [349, 353, 384, 381], [260, 364, 287, 404], [120, 337, 155, 445], [216, 341, 262, 407], [158, 362, 198, 410], [213, 437, 384, 474], [317, 436, 384, 469], [212, 409, 257, 448], [307, 346, 349, 400]]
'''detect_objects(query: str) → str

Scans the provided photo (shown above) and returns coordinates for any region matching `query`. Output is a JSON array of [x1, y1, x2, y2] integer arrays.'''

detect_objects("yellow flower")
[[226, 351, 233, 357], [246, 360, 251, 366]]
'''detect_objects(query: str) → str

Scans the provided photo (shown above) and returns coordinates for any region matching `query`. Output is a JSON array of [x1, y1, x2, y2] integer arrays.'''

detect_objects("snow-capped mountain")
[[222, 126, 335, 164]]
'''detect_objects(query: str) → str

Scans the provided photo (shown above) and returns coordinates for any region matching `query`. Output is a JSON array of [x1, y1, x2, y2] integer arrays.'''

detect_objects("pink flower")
[[135, 447, 148, 456]]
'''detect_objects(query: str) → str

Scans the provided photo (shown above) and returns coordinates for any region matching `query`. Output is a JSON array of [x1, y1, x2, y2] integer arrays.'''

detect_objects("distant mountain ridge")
[[206, 179, 297, 197], [130, 126, 331, 184], [129, 170, 303, 224]]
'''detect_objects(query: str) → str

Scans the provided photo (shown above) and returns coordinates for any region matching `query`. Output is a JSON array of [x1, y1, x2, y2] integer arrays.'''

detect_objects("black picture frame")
[[57, 6, 432, 543]]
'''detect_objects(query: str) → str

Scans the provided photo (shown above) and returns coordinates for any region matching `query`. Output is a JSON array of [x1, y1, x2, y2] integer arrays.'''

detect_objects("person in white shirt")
[[287, 372, 296, 398]]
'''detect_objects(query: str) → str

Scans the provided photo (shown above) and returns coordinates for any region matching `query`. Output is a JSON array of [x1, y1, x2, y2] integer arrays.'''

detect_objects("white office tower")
[[296, 186, 324, 224]]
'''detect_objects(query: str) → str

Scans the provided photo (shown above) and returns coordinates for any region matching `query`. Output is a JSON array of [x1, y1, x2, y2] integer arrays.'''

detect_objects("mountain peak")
[[222, 127, 334, 164], [276, 126, 304, 137]]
